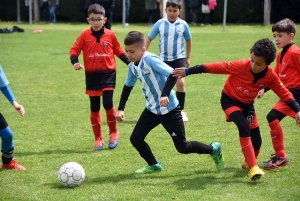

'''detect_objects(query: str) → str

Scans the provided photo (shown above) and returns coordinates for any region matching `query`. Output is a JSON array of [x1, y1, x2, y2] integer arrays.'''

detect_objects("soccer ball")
[[58, 162, 85, 187]]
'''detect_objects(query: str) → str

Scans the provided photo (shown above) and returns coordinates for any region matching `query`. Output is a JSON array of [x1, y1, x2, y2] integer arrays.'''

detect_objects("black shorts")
[[132, 105, 186, 140], [0, 113, 8, 130], [86, 70, 116, 90], [164, 58, 186, 69]]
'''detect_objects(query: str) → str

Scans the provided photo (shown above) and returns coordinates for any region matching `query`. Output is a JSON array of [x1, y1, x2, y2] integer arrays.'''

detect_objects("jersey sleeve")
[[0, 65, 9, 87], [267, 69, 295, 102], [183, 22, 192, 40], [147, 20, 162, 39], [111, 32, 125, 57], [290, 50, 300, 74], [204, 59, 249, 75], [70, 32, 85, 57], [145, 55, 173, 77], [124, 64, 138, 87]]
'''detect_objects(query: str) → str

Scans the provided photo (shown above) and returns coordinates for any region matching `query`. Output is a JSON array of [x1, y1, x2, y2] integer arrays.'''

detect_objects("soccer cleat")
[[2, 159, 26, 170], [263, 156, 289, 170], [108, 132, 119, 149], [241, 159, 250, 171], [263, 154, 275, 163], [94, 139, 104, 150], [249, 165, 265, 181], [210, 142, 225, 171], [135, 162, 162, 174], [181, 111, 189, 122]]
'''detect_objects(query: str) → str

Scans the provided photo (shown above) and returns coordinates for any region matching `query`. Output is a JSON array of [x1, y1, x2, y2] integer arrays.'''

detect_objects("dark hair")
[[250, 38, 276, 65], [272, 18, 296, 35], [166, 0, 182, 9], [88, 3, 105, 16], [124, 31, 145, 46]]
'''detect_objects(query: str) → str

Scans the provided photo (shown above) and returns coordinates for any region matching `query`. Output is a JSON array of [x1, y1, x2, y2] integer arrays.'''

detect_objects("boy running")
[[145, 0, 191, 122], [257, 18, 300, 170], [172, 38, 300, 181], [116, 31, 224, 174], [70, 3, 130, 150]]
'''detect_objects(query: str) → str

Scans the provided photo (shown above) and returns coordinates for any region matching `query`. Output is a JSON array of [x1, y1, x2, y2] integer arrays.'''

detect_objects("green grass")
[[0, 22, 300, 201]]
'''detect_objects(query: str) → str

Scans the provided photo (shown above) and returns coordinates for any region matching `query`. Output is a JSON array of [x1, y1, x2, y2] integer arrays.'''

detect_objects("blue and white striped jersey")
[[148, 17, 192, 62], [125, 51, 179, 115], [0, 65, 9, 88]]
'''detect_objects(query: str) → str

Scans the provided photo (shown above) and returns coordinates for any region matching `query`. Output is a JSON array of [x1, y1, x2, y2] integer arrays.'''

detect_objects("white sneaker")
[[181, 111, 188, 122]]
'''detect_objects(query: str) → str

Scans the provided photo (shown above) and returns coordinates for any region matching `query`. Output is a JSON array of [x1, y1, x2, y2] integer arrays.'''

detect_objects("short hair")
[[272, 18, 296, 35], [88, 3, 105, 16], [124, 31, 145, 46], [166, 0, 182, 9], [250, 38, 276, 65]]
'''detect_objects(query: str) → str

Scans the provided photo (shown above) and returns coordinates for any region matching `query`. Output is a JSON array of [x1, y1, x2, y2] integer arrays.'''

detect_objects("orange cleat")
[[94, 139, 104, 150], [108, 132, 119, 149], [2, 159, 26, 170]]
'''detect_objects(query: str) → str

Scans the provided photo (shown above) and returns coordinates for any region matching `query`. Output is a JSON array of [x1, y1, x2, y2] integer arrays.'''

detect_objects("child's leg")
[[229, 111, 257, 168], [160, 106, 213, 154], [102, 90, 117, 134], [250, 127, 262, 158], [89, 96, 102, 141], [266, 109, 286, 158], [0, 126, 14, 164], [130, 108, 159, 165]]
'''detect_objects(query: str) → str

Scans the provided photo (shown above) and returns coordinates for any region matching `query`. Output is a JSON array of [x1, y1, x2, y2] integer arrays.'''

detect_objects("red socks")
[[269, 119, 286, 158], [90, 111, 102, 141], [240, 137, 256, 167], [105, 107, 118, 134]]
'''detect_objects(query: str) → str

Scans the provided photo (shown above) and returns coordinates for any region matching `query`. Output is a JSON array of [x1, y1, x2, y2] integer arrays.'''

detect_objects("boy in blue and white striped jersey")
[[116, 31, 224, 174], [145, 0, 192, 122]]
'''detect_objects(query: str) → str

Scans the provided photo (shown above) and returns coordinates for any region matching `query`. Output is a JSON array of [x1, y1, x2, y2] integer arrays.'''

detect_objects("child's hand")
[[116, 110, 125, 122], [160, 97, 169, 107], [12, 101, 25, 116], [73, 63, 84, 70], [257, 89, 264, 98], [172, 68, 186, 78], [295, 112, 300, 124]]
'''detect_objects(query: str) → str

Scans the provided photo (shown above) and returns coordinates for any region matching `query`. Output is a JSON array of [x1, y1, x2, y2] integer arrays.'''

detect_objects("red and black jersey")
[[70, 27, 129, 90], [274, 44, 300, 101], [204, 59, 295, 105]]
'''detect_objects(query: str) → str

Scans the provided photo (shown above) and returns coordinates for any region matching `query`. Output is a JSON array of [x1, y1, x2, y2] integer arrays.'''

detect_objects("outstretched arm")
[[172, 65, 206, 77]]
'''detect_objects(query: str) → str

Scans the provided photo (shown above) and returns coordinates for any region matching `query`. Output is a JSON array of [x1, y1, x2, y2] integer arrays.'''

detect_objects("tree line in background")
[[0, 0, 299, 24]]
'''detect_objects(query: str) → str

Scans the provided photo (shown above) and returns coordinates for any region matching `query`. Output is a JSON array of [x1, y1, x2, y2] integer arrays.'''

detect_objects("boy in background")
[[0, 65, 26, 170], [116, 31, 224, 174], [145, 0, 191, 122], [172, 38, 300, 181], [70, 3, 130, 150], [257, 18, 300, 170]]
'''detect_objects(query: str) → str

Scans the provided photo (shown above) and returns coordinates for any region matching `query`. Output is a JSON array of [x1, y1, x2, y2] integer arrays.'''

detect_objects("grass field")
[[0, 22, 299, 201]]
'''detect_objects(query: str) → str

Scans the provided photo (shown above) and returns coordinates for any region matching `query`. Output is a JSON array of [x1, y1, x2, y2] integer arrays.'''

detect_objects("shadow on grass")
[[15, 149, 95, 156]]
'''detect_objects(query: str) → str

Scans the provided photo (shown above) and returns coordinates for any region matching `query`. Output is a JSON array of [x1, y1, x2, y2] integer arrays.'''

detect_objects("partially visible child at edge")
[[116, 31, 224, 174], [145, 0, 191, 122], [69, 3, 130, 150], [172, 38, 300, 181], [0, 65, 25, 170], [257, 18, 300, 170]]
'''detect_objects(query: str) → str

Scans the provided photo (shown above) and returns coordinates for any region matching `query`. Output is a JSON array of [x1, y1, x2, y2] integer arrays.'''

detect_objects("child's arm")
[[1, 86, 25, 116], [116, 85, 134, 121], [145, 37, 153, 50], [185, 39, 192, 67], [160, 74, 177, 107], [70, 33, 85, 70], [112, 33, 131, 66]]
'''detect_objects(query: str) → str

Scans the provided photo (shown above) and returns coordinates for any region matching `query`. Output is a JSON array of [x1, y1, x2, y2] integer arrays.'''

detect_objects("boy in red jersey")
[[70, 3, 130, 150], [256, 19, 300, 170], [172, 38, 300, 181]]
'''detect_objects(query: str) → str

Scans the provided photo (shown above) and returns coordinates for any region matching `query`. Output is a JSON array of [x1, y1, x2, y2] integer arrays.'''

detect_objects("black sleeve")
[[70, 55, 79, 65], [119, 53, 131, 65], [118, 85, 134, 111], [287, 99, 300, 113], [161, 74, 177, 97], [264, 87, 270, 93], [187, 64, 206, 75]]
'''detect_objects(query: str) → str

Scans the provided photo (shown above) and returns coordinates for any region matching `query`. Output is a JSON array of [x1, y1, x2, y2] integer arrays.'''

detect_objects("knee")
[[238, 124, 251, 137], [130, 134, 141, 148], [175, 142, 189, 154], [176, 79, 185, 90]]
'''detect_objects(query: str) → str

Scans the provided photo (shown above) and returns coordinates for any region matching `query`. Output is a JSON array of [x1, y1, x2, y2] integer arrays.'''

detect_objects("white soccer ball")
[[58, 162, 85, 187]]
